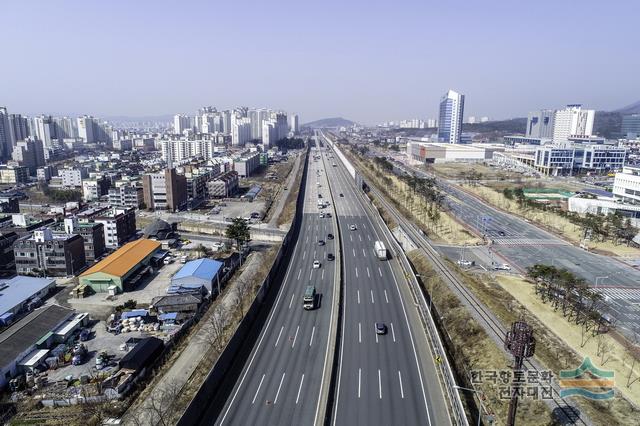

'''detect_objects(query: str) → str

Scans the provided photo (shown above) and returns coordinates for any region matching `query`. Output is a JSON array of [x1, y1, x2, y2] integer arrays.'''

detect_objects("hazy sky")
[[2, 0, 639, 124]]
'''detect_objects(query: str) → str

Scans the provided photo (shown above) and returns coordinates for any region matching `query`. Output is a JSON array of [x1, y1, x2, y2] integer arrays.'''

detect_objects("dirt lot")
[[66, 262, 183, 319], [430, 162, 524, 181]]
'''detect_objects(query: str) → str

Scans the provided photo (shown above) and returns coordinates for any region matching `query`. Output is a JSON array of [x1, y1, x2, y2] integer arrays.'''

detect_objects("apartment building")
[[14, 228, 86, 277], [142, 168, 187, 212]]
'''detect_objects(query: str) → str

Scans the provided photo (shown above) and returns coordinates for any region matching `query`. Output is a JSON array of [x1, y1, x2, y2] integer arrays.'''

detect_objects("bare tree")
[[200, 303, 230, 354], [624, 329, 640, 388], [232, 277, 253, 321], [596, 334, 614, 365], [129, 381, 183, 426]]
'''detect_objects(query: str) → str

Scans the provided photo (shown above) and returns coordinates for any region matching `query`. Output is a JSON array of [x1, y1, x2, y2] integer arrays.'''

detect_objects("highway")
[[211, 140, 338, 426], [319, 132, 452, 426], [390, 157, 640, 339]]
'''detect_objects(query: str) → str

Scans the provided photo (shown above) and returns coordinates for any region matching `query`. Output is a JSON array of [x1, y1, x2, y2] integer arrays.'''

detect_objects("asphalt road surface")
[[394, 159, 640, 338], [213, 141, 338, 426], [319, 133, 451, 426]]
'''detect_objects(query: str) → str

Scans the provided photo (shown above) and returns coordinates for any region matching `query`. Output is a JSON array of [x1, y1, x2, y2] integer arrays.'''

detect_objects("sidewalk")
[[122, 252, 264, 425]]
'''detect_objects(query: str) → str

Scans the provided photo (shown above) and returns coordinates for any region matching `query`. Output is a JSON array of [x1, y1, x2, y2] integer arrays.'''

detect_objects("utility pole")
[[504, 321, 535, 426]]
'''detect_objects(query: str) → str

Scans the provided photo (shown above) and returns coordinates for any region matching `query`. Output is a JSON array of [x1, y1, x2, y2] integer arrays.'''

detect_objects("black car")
[[318, 240, 325, 246], [498, 231, 506, 236], [375, 322, 387, 335], [339, 193, 344, 197], [327, 233, 334, 240], [327, 253, 335, 261]]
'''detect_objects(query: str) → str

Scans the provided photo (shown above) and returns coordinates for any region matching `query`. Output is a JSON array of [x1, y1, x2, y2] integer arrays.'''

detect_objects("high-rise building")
[[248, 108, 270, 140], [173, 114, 190, 135], [231, 115, 252, 146], [9, 113, 29, 144], [262, 120, 277, 148], [0, 107, 13, 160], [438, 90, 465, 144], [77, 115, 96, 143], [33, 115, 56, 147], [622, 114, 640, 139], [290, 114, 299, 134], [526, 110, 555, 139], [12, 138, 46, 175], [552, 105, 594, 142]]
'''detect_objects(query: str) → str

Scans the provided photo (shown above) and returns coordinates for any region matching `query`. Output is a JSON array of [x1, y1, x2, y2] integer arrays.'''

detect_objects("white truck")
[[374, 241, 387, 260]]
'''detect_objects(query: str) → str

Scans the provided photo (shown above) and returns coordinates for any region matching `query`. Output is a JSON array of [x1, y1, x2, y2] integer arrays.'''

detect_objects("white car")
[[457, 259, 472, 266], [319, 213, 325, 218], [313, 260, 321, 269], [493, 263, 511, 271], [349, 225, 357, 231]]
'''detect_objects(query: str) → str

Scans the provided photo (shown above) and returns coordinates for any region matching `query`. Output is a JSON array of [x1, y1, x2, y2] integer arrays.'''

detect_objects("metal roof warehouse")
[[170, 258, 223, 295], [79, 239, 161, 294]]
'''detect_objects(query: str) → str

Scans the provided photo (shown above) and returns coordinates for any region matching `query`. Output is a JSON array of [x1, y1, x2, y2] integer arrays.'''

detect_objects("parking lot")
[[45, 323, 146, 382]]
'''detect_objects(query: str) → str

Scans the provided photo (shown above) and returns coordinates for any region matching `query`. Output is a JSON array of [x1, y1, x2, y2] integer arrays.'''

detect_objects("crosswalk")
[[594, 287, 640, 301], [492, 238, 567, 246]]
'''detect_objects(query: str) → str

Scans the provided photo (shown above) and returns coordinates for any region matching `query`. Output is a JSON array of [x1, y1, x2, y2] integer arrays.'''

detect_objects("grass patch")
[[277, 150, 307, 228]]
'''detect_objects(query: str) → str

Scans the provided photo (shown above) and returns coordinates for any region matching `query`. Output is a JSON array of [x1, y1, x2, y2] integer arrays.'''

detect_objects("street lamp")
[[453, 385, 486, 426]]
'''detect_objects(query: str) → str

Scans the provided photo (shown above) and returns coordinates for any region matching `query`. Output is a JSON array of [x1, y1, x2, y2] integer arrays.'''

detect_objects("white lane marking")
[[391, 322, 396, 342], [289, 293, 295, 309], [292, 325, 300, 348], [309, 270, 313, 280], [357, 290, 360, 304], [274, 373, 286, 404], [313, 250, 316, 259], [363, 223, 367, 230], [275, 326, 284, 347], [352, 248, 356, 257], [355, 267, 358, 278], [350, 235, 353, 242], [305, 236, 308, 243], [375, 328, 379, 343], [295, 374, 305, 404], [384, 290, 389, 304], [303, 251, 306, 260], [358, 368, 362, 398], [367, 235, 371, 241], [370, 290, 375, 304], [358, 322, 362, 343], [359, 235, 362, 242], [367, 267, 370, 278], [378, 369, 382, 399], [398, 371, 405, 399], [297, 269, 302, 280], [310, 326, 315, 346], [378, 267, 382, 277], [252, 374, 266, 404], [322, 269, 325, 280]]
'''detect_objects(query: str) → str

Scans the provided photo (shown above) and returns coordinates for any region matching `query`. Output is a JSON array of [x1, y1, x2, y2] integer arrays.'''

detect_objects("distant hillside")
[[594, 111, 622, 139], [615, 100, 640, 115], [303, 117, 358, 128], [462, 118, 527, 134]]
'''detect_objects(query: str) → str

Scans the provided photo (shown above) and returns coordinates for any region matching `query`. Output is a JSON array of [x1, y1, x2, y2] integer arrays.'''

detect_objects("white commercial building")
[[553, 105, 595, 142], [437, 90, 465, 144], [406, 141, 498, 164], [60, 168, 87, 187], [613, 166, 640, 204], [533, 143, 625, 176]]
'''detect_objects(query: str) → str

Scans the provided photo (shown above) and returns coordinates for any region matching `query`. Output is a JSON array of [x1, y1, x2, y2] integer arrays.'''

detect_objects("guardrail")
[[177, 145, 311, 425]]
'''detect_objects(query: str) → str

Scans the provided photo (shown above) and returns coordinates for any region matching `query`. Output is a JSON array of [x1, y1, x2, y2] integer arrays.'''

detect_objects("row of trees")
[[39, 183, 82, 203], [459, 169, 483, 186], [503, 187, 638, 245], [398, 174, 444, 228], [526, 264, 610, 343]]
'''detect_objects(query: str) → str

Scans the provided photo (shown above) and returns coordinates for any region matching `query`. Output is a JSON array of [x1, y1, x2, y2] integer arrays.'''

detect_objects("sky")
[[2, 0, 639, 125]]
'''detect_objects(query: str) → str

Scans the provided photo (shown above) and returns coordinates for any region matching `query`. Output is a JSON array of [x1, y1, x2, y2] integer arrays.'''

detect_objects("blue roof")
[[173, 259, 223, 282], [159, 312, 178, 321], [582, 188, 614, 198], [121, 309, 149, 319], [0, 276, 56, 316]]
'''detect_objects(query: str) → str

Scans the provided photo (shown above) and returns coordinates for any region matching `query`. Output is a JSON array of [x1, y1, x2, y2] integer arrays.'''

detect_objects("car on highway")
[[327, 233, 334, 240], [327, 253, 335, 261], [318, 194, 322, 198], [325, 212, 332, 218], [498, 231, 506, 236], [349, 224, 357, 231], [318, 240, 325, 246], [339, 193, 344, 197], [319, 213, 325, 218], [313, 260, 321, 269], [375, 322, 387, 335], [494, 263, 511, 271]]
